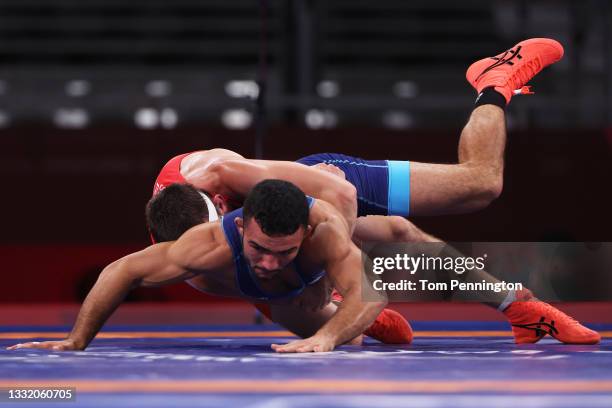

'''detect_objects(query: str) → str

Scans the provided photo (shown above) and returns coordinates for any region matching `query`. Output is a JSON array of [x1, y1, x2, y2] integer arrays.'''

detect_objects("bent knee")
[[477, 174, 503, 207]]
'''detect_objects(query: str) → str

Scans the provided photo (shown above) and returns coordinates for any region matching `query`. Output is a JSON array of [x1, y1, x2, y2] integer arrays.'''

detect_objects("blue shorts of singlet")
[[296, 153, 410, 217]]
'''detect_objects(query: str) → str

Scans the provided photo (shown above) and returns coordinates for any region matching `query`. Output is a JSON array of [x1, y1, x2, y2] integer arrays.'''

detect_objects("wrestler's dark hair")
[[145, 183, 209, 242], [242, 179, 309, 236]]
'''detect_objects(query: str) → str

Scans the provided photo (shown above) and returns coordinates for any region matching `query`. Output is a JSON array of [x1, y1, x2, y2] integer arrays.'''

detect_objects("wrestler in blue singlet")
[[296, 153, 410, 217], [220, 196, 325, 301]]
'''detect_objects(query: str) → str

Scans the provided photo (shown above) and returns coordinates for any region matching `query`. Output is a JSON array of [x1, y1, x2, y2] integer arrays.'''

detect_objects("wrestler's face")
[[236, 217, 307, 280]]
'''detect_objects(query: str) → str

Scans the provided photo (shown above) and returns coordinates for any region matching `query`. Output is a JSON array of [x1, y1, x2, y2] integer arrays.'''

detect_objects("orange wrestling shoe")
[[503, 290, 600, 345], [364, 308, 413, 344], [466, 38, 564, 104], [331, 289, 412, 344]]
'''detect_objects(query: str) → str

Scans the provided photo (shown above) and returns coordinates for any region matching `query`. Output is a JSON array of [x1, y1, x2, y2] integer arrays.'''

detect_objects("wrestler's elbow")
[[101, 259, 140, 287], [99, 259, 126, 279], [335, 182, 358, 221], [343, 183, 358, 210]]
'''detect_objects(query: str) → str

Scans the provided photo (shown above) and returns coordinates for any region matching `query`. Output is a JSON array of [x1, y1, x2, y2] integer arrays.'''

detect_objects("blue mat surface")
[[2, 323, 611, 408]]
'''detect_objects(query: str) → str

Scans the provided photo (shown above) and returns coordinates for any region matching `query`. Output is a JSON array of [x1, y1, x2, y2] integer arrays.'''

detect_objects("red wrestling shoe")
[[331, 289, 412, 344], [503, 290, 601, 345], [364, 308, 413, 344], [466, 38, 564, 104]]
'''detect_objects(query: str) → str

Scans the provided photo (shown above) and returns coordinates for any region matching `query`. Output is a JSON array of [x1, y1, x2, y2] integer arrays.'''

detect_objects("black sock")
[[474, 87, 506, 110]]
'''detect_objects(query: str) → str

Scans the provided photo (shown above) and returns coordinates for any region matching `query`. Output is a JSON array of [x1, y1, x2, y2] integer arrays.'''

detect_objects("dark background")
[[1, 0, 611, 303]]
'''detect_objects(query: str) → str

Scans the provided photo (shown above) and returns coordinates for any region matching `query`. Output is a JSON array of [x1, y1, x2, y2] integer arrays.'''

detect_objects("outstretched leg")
[[408, 38, 564, 216], [410, 104, 506, 215], [353, 215, 600, 344]]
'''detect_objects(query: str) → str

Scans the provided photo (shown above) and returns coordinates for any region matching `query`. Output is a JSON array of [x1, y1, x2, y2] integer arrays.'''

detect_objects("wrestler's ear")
[[234, 217, 244, 234], [213, 194, 231, 215], [304, 225, 313, 237]]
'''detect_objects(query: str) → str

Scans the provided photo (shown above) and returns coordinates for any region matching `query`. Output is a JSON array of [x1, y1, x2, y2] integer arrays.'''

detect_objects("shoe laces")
[[476, 47, 522, 81]]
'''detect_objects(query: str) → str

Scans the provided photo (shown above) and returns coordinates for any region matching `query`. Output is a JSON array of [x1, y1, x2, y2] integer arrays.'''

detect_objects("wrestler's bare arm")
[[7, 224, 224, 351], [273, 203, 386, 353], [352, 215, 440, 244], [190, 159, 358, 232], [318, 222, 386, 338]]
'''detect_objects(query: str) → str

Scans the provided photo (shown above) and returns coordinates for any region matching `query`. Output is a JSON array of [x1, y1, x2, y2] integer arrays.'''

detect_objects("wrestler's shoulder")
[[170, 221, 231, 266]]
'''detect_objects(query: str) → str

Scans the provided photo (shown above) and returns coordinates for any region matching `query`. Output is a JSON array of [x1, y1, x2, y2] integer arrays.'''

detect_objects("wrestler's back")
[[180, 149, 244, 179]]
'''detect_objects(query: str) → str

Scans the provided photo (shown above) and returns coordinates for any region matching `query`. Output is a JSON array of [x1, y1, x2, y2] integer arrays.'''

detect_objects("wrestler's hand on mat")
[[271, 333, 336, 353], [6, 339, 82, 352], [313, 163, 345, 179]]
